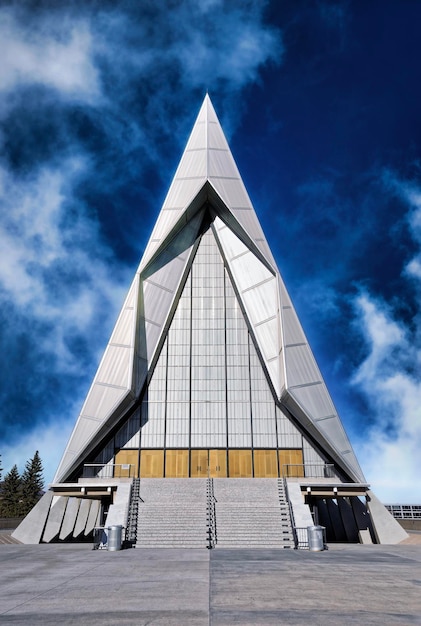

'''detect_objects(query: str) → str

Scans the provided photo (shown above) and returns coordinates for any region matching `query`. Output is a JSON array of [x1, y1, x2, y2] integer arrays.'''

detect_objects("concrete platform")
[[0, 542, 420, 625]]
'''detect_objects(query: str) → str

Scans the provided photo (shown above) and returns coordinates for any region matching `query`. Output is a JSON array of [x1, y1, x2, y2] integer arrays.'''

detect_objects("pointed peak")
[[194, 92, 219, 127]]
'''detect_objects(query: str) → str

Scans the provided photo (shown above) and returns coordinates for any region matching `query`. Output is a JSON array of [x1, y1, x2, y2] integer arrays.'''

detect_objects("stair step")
[[128, 477, 294, 549]]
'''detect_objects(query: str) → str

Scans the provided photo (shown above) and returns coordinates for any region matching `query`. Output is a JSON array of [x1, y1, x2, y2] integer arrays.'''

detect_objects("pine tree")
[[1, 465, 22, 517], [20, 451, 44, 515]]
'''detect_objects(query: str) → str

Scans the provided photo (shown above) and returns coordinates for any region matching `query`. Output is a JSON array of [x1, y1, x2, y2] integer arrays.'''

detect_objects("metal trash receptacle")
[[307, 525, 325, 551], [107, 525, 123, 551]]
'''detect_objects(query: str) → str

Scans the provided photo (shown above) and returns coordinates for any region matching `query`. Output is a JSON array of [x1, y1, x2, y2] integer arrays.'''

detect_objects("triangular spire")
[[54, 95, 365, 485]]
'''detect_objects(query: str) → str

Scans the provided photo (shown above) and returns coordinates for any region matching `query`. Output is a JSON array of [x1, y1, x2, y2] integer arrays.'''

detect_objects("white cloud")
[[0, 160, 129, 374], [351, 176, 421, 503], [0, 10, 100, 102], [352, 293, 421, 502]]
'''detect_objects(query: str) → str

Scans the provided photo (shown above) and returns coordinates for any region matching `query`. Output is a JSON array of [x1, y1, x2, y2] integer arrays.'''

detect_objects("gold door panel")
[[114, 449, 138, 478], [209, 449, 227, 477], [191, 450, 209, 477], [228, 450, 252, 478], [253, 449, 278, 477], [165, 450, 189, 478], [279, 449, 304, 477], [140, 450, 164, 478]]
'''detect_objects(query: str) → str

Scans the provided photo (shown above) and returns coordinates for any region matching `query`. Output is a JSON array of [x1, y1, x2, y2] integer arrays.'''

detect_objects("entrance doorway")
[[190, 449, 227, 477]]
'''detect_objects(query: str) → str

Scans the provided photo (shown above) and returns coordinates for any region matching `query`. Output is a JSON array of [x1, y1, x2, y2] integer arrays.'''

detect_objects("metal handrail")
[[125, 478, 140, 547], [282, 477, 299, 549], [82, 463, 136, 479], [206, 478, 216, 549], [281, 463, 335, 478], [294, 527, 310, 550]]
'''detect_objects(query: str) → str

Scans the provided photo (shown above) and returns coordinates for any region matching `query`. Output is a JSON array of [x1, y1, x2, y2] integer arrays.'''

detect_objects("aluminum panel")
[[145, 208, 182, 245], [295, 402, 351, 456], [289, 382, 336, 420], [144, 283, 174, 323], [265, 359, 280, 396], [163, 177, 205, 210], [141, 401, 165, 448], [191, 405, 226, 425], [110, 279, 138, 346], [251, 401, 273, 420], [66, 418, 103, 456], [217, 223, 281, 396], [109, 308, 135, 347], [96, 345, 132, 388], [254, 431, 277, 448], [146, 261, 184, 293], [241, 281, 278, 325], [208, 149, 239, 179], [229, 207, 267, 237], [228, 401, 251, 420], [175, 149, 207, 179], [282, 305, 307, 346], [82, 384, 128, 421], [228, 418, 252, 447], [302, 439, 326, 465], [251, 318, 279, 361], [285, 344, 322, 388], [276, 406, 300, 435], [186, 120, 206, 150], [227, 371, 250, 394], [278, 432, 302, 448], [208, 121, 230, 150], [231, 253, 274, 292], [211, 177, 252, 211]]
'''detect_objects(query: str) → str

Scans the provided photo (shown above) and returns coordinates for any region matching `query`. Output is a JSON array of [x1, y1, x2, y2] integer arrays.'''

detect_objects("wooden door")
[[165, 450, 189, 477], [253, 449, 278, 477], [114, 449, 138, 477], [209, 449, 227, 477], [140, 450, 164, 478], [191, 450, 209, 477], [279, 449, 304, 477], [228, 450, 252, 477]]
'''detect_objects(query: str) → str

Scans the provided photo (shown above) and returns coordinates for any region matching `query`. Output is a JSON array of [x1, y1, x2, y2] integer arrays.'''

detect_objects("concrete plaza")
[[0, 542, 420, 625]]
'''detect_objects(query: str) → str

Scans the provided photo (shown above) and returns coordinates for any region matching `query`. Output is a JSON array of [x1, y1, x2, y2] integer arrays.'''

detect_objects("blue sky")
[[0, 1, 420, 503]]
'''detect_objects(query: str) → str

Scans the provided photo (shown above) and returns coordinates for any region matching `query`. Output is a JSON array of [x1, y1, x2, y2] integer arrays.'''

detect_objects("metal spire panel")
[[54, 95, 365, 484]]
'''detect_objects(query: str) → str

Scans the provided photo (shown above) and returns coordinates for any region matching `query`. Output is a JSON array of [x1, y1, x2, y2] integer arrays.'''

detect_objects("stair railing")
[[125, 478, 140, 547], [206, 478, 216, 549], [281, 477, 300, 549]]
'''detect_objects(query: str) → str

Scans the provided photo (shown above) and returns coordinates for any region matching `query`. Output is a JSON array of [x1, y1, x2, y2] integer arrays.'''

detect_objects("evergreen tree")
[[0, 454, 2, 482], [1, 465, 22, 517], [20, 451, 44, 515]]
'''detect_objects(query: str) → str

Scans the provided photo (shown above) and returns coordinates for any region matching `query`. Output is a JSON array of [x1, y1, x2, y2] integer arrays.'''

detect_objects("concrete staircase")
[[213, 478, 294, 548], [133, 477, 294, 549], [135, 479, 208, 548]]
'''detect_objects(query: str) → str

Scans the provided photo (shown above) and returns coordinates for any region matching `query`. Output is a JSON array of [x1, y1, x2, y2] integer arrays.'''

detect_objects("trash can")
[[307, 525, 325, 552], [107, 525, 123, 551]]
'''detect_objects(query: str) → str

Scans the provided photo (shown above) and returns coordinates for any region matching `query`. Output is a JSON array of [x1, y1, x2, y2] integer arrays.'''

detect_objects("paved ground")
[[0, 542, 421, 625]]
